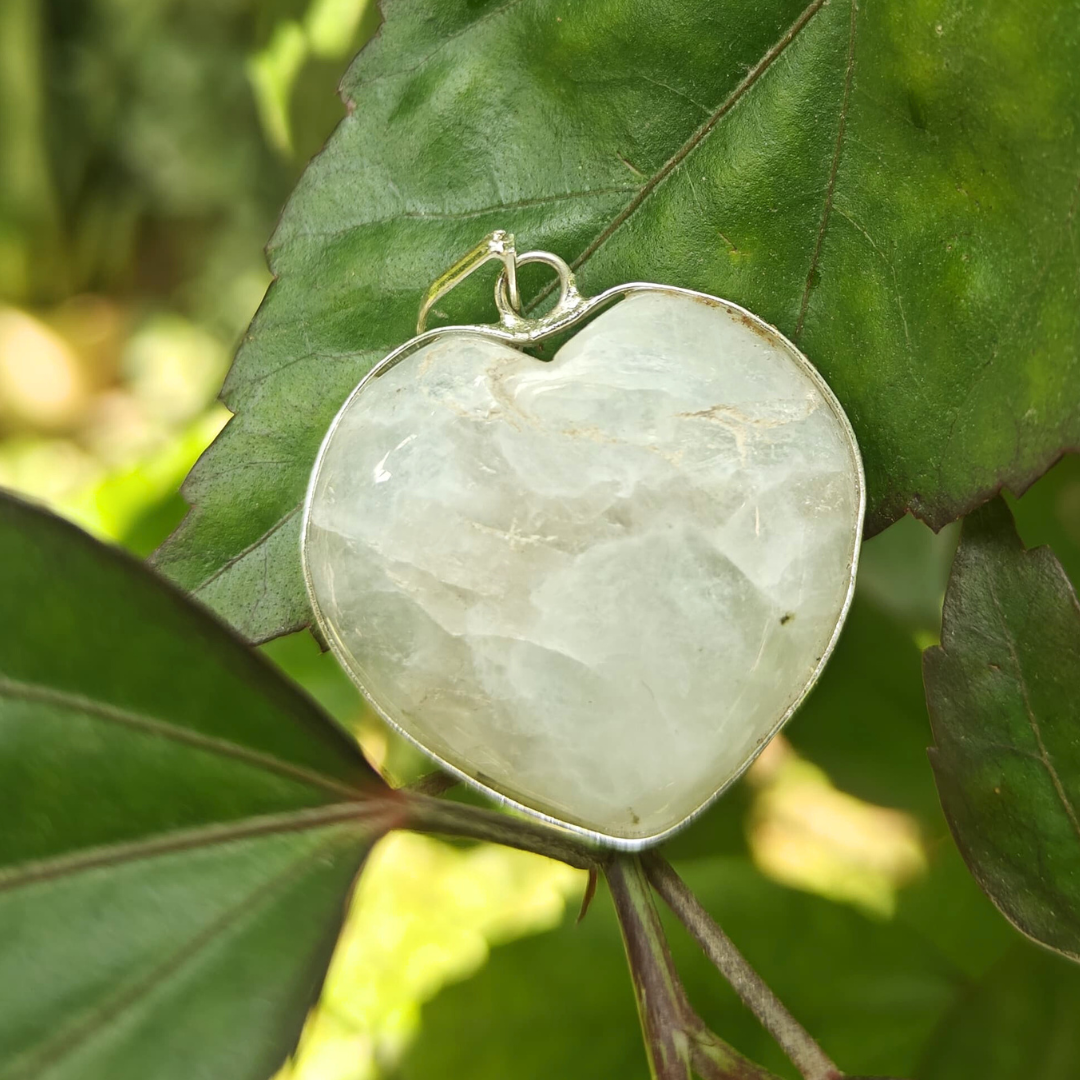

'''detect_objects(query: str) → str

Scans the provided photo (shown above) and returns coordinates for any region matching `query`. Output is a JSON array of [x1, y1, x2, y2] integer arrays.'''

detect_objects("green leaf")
[[399, 857, 958, 1080], [658, 779, 751, 863], [786, 593, 941, 822], [154, 0, 1080, 642], [856, 515, 957, 635], [1008, 451, 1080, 590], [916, 944, 1080, 1079], [924, 497, 1080, 961], [0, 493, 394, 1080], [895, 838, 1017, 984]]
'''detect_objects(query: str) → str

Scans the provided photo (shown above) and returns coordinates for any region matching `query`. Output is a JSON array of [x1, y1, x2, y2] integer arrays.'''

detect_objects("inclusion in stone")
[[304, 291, 862, 845]]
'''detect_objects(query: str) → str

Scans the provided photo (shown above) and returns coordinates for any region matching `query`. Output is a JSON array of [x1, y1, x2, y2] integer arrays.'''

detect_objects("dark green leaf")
[[916, 944, 1080, 1079], [924, 497, 1080, 961], [658, 779, 751, 863], [1008, 451, 1080, 590], [0, 493, 394, 1080], [154, 0, 1080, 641], [786, 594, 940, 822], [856, 515, 957, 635], [895, 837, 1016, 984], [399, 857, 958, 1080]]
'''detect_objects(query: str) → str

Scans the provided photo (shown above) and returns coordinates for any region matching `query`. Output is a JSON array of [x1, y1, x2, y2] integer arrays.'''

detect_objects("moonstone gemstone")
[[304, 291, 861, 845]]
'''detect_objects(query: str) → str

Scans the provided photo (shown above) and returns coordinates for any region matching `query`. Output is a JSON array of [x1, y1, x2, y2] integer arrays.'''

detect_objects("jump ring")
[[495, 251, 574, 318]]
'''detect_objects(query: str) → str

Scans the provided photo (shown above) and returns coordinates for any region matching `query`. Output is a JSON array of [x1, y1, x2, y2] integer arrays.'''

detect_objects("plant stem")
[[643, 853, 843, 1080], [606, 855, 781, 1080], [401, 790, 604, 871], [399, 795, 804, 1079], [406, 770, 459, 797], [606, 855, 695, 1080]]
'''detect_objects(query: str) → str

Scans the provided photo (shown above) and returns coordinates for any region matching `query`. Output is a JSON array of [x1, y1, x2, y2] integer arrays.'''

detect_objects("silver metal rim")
[[301, 264, 865, 851]]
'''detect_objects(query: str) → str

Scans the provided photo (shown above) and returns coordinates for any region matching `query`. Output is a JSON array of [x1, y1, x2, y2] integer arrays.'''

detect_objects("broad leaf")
[[658, 780, 751, 864], [0, 493, 395, 1080], [896, 839, 1016, 984], [786, 594, 941, 822], [916, 945, 1080, 1079], [924, 498, 1080, 961], [399, 857, 957, 1080], [154, 0, 1080, 642], [856, 515, 957, 635], [1008, 451, 1080, 590]]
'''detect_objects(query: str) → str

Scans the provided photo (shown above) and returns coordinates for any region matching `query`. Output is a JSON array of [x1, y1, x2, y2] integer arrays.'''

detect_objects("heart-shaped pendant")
[[302, 232, 864, 848]]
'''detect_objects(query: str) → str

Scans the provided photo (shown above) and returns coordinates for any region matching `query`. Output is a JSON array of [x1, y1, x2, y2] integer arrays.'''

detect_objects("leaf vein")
[[227, 349, 369, 397], [542, 0, 829, 292], [0, 828, 360, 1080], [986, 574, 1080, 845], [0, 802, 386, 896], [189, 502, 302, 595], [795, 0, 858, 339], [0, 675, 365, 801], [832, 204, 911, 351], [276, 186, 641, 249], [638, 72, 712, 116]]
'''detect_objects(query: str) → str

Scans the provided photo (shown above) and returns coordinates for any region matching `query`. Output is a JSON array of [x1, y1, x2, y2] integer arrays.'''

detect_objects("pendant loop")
[[416, 230, 520, 334], [417, 231, 594, 343], [494, 250, 575, 319]]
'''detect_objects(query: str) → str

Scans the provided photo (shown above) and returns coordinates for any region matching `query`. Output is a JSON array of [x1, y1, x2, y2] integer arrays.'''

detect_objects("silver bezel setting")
[[301, 232, 866, 851]]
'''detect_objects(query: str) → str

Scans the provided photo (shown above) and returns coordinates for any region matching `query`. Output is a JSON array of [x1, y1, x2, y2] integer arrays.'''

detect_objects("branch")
[[400, 790, 604, 871], [406, 770, 459, 797], [606, 855, 780, 1080], [643, 853, 842, 1080], [606, 855, 693, 1079], [398, 795, 834, 1079]]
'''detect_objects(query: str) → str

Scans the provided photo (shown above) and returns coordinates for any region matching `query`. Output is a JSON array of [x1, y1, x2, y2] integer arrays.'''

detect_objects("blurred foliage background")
[[4, 1, 1080, 1077]]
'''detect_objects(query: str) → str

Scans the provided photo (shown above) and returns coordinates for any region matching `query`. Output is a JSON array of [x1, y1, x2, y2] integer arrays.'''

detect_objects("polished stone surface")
[[304, 292, 861, 844]]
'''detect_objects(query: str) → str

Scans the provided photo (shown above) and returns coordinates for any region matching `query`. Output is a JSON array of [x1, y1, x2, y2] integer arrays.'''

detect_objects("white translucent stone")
[[304, 292, 861, 844]]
